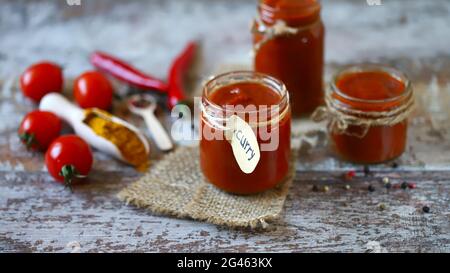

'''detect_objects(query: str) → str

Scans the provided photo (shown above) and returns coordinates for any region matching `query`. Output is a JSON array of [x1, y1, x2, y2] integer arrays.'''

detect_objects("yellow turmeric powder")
[[83, 109, 149, 171]]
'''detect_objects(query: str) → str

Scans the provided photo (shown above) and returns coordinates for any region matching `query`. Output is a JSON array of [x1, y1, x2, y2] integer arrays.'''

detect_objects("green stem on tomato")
[[19, 132, 39, 150], [59, 165, 87, 192]]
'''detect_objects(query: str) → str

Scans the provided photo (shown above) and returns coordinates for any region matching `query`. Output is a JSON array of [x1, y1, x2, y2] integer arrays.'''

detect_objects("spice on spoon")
[[83, 109, 149, 171]]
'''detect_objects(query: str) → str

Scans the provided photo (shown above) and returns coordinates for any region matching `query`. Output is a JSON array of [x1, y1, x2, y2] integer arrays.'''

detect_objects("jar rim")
[[330, 63, 413, 105], [258, 0, 321, 14], [202, 70, 289, 115], [258, 0, 321, 26]]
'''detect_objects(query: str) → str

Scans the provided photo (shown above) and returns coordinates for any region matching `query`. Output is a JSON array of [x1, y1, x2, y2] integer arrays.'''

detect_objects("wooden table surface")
[[1, 0, 449, 252]]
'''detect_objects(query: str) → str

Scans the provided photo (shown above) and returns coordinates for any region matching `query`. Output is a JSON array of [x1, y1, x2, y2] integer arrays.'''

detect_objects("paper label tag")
[[227, 115, 260, 174]]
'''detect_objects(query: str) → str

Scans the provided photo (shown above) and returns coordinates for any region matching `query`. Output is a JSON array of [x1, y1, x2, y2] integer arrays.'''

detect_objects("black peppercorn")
[[368, 185, 375, 192], [312, 185, 319, 192], [401, 182, 408, 190], [391, 162, 399, 168], [363, 166, 371, 176], [422, 206, 430, 213]]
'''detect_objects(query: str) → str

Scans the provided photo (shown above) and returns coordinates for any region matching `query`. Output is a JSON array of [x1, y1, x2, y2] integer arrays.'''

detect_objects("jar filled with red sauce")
[[200, 71, 291, 194], [328, 65, 414, 164], [253, 0, 324, 117]]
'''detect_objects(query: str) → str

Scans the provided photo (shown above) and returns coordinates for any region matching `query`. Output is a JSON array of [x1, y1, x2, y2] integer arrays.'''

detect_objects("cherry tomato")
[[74, 71, 113, 110], [18, 110, 62, 151], [45, 135, 93, 189], [20, 62, 63, 103]]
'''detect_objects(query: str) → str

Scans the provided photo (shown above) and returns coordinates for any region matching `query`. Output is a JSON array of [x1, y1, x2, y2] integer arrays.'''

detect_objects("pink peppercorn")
[[344, 170, 356, 180]]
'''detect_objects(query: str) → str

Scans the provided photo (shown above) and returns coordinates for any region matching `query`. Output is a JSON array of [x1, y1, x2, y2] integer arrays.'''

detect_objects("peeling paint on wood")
[[0, 171, 449, 252]]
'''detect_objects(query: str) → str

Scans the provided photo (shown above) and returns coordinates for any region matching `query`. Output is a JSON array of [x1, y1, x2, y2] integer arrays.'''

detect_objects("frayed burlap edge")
[[117, 146, 296, 229]]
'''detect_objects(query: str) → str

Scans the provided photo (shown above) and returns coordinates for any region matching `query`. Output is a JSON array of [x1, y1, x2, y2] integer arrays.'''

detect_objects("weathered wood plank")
[[0, 170, 448, 252]]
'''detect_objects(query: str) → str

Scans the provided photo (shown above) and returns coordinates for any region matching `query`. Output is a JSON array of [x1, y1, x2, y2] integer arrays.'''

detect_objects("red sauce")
[[336, 71, 406, 101], [200, 80, 291, 194], [331, 70, 409, 164], [208, 82, 282, 107], [254, 0, 324, 117]]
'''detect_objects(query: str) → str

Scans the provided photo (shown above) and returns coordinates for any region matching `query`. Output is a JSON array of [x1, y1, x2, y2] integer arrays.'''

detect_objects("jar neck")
[[202, 71, 289, 126], [258, 0, 321, 27], [330, 64, 413, 113]]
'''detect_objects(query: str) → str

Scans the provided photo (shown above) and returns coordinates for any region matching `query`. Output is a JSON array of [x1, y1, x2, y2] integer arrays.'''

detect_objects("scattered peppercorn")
[[368, 185, 375, 192], [344, 170, 356, 180], [312, 185, 319, 192], [378, 203, 386, 211], [408, 183, 417, 189], [344, 184, 351, 190], [391, 162, 399, 169], [422, 206, 430, 213], [363, 166, 371, 176], [382, 177, 392, 189], [323, 185, 330, 192], [401, 182, 408, 190]]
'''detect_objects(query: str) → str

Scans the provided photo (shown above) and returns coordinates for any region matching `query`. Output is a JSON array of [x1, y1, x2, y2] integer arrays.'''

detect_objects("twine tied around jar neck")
[[311, 91, 415, 138], [251, 16, 319, 53], [201, 72, 290, 143], [201, 102, 290, 142]]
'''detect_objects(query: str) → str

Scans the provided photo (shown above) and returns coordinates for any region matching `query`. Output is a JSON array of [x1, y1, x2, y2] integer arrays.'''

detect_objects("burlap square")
[[117, 146, 295, 229]]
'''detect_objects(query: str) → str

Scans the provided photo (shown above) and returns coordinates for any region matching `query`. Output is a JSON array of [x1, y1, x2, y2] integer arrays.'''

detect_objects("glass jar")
[[200, 71, 291, 194], [253, 0, 325, 117], [318, 64, 414, 164]]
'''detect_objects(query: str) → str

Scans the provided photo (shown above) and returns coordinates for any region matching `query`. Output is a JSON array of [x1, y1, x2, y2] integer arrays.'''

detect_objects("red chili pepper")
[[90, 51, 169, 93], [167, 41, 198, 109]]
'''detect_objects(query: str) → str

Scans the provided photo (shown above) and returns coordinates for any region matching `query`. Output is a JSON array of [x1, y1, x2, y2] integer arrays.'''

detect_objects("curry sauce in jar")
[[314, 64, 415, 164], [253, 0, 325, 117], [200, 71, 291, 194]]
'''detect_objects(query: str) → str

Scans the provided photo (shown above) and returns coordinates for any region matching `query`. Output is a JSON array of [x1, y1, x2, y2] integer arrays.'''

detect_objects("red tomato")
[[74, 71, 113, 110], [45, 135, 93, 189], [18, 110, 62, 151], [20, 62, 63, 103]]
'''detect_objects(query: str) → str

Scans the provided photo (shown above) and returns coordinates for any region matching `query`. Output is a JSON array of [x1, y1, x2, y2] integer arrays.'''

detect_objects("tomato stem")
[[59, 165, 86, 192], [19, 132, 39, 150]]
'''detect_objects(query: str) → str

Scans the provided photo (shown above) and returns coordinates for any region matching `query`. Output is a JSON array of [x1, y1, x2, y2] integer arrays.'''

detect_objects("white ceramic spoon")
[[39, 93, 150, 164]]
